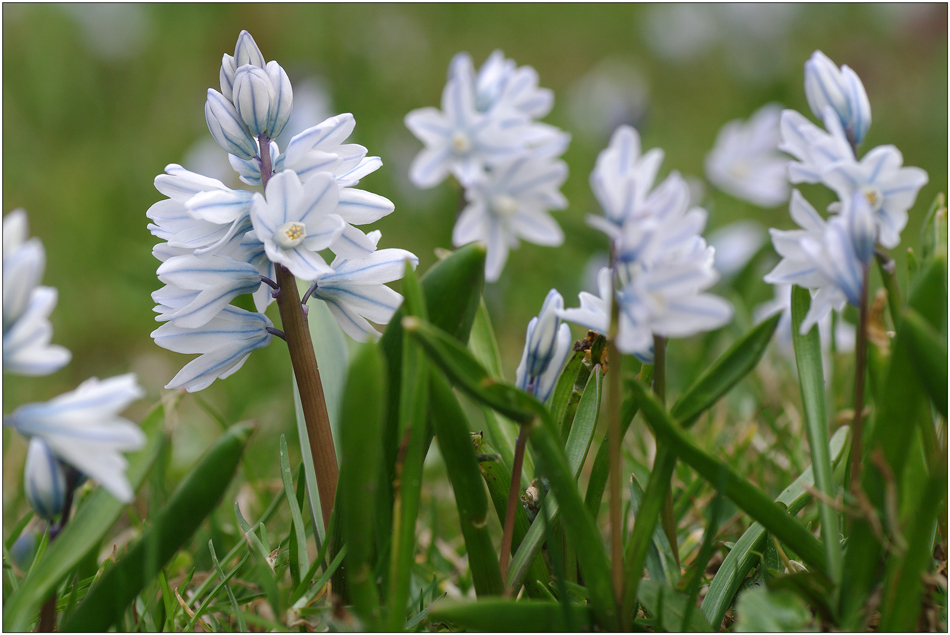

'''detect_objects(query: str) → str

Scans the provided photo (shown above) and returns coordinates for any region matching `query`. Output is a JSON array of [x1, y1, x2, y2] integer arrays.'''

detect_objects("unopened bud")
[[265, 61, 294, 138], [205, 89, 257, 160], [24, 438, 67, 520], [234, 30, 265, 69], [804, 50, 871, 146], [232, 66, 275, 136]]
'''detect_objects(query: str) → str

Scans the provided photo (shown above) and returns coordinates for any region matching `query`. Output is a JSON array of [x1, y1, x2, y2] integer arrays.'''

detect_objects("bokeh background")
[[3, 4, 947, 523]]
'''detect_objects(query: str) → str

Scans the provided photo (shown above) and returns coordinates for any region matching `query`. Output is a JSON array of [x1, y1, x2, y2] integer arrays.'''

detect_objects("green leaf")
[[429, 372, 505, 597], [385, 261, 432, 631], [525, 412, 618, 630], [3, 404, 167, 633], [61, 422, 253, 632], [377, 243, 486, 554], [550, 351, 593, 442], [902, 306, 948, 418], [406, 316, 540, 424], [628, 380, 828, 573], [637, 580, 713, 632], [207, 539, 245, 632], [919, 192, 947, 263], [629, 476, 679, 588], [701, 426, 849, 628], [338, 343, 387, 626], [430, 598, 594, 632], [790, 286, 843, 592], [733, 587, 815, 632], [670, 312, 781, 427]]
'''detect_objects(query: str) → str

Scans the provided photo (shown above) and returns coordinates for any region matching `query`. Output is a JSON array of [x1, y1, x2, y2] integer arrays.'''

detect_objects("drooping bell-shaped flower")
[[5, 374, 146, 503]]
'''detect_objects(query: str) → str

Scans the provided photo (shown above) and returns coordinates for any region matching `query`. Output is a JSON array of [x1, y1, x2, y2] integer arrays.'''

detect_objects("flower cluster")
[[560, 126, 733, 362], [405, 51, 570, 282], [148, 31, 417, 390], [765, 50, 928, 332], [2, 210, 145, 519]]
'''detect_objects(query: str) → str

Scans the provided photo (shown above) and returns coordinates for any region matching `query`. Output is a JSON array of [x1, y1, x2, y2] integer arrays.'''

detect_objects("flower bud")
[[219, 53, 237, 101], [265, 61, 294, 138], [232, 66, 275, 136], [804, 50, 871, 146], [525, 289, 565, 378], [205, 89, 257, 160], [24, 437, 67, 520], [847, 188, 877, 264], [233, 30, 265, 69]]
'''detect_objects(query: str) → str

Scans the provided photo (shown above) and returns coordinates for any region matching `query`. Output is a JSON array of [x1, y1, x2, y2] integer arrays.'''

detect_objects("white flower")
[[452, 155, 567, 282], [557, 266, 612, 335], [754, 283, 855, 358], [153, 254, 262, 328], [6, 374, 146, 503], [2, 210, 71, 376], [450, 50, 554, 119], [803, 50, 871, 147], [307, 237, 419, 341], [821, 144, 928, 249], [779, 107, 854, 184], [615, 257, 733, 362], [707, 220, 767, 278], [151, 305, 275, 392], [23, 438, 68, 520], [764, 190, 865, 333], [250, 170, 345, 280], [404, 75, 527, 188], [515, 289, 573, 403], [589, 125, 664, 227], [705, 104, 790, 208]]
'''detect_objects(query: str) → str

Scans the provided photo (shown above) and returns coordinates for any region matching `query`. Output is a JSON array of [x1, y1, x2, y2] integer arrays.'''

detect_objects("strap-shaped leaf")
[[430, 598, 593, 632]]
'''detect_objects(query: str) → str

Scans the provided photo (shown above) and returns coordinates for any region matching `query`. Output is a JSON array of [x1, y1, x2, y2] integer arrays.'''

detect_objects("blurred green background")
[[3, 4, 946, 518]]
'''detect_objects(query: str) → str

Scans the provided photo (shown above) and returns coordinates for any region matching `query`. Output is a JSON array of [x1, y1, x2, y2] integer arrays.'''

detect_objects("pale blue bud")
[[232, 66, 274, 136], [804, 50, 871, 146], [24, 438, 67, 520], [524, 289, 565, 378], [205, 89, 257, 160], [265, 61, 293, 138], [847, 189, 876, 265], [219, 53, 237, 101], [234, 30, 265, 69]]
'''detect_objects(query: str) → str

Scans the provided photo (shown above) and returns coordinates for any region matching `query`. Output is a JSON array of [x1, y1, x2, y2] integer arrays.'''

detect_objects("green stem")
[[850, 265, 870, 492], [652, 336, 679, 566], [607, 266, 624, 610], [875, 247, 903, 328]]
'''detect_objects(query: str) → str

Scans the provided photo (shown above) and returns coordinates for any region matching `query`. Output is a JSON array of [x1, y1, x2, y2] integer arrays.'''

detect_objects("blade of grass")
[[430, 598, 594, 632], [790, 286, 843, 595], [629, 475, 679, 588], [208, 539, 246, 632], [279, 435, 309, 586], [187, 552, 250, 631]]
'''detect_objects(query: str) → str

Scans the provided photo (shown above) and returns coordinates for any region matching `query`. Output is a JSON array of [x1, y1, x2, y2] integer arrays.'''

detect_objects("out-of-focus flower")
[[306, 236, 419, 342], [450, 50, 554, 119], [405, 75, 526, 188], [589, 125, 664, 227], [764, 190, 866, 333], [2, 210, 71, 376], [5, 374, 146, 503], [452, 155, 567, 282], [779, 107, 854, 185], [754, 283, 856, 360], [707, 220, 767, 278], [821, 144, 928, 249], [515, 289, 572, 403], [558, 266, 611, 335], [567, 58, 649, 142], [803, 50, 871, 147], [249, 170, 344, 280], [151, 306, 275, 392], [705, 104, 790, 207], [23, 438, 68, 520]]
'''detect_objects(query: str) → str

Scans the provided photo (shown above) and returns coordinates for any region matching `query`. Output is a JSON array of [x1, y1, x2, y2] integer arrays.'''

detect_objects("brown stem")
[[501, 428, 528, 591], [274, 264, 338, 532], [849, 265, 871, 492]]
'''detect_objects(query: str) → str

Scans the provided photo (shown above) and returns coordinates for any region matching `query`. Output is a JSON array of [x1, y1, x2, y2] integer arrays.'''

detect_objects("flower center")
[[491, 194, 519, 218], [729, 160, 751, 180], [860, 185, 883, 211], [274, 221, 307, 248], [451, 131, 471, 154]]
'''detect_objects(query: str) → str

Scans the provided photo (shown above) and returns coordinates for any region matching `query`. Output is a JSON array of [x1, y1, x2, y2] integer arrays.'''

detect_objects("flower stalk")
[[500, 426, 529, 590], [849, 264, 871, 492], [260, 133, 338, 532], [607, 267, 623, 609]]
